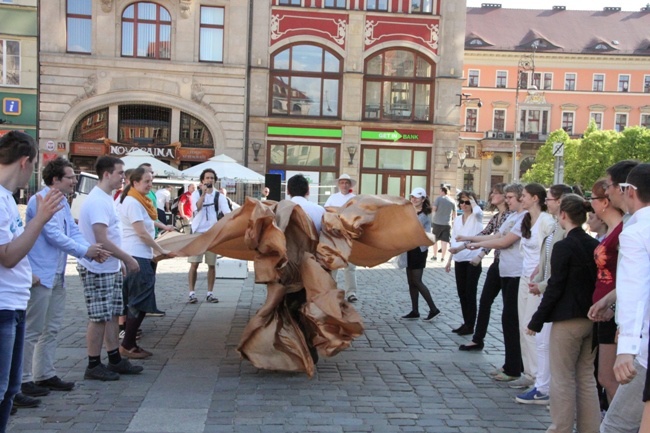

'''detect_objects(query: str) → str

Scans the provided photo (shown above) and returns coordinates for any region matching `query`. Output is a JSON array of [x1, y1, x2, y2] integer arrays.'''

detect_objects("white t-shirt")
[[0, 185, 32, 310], [291, 196, 325, 232], [119, 196, 155, 259], [450, 205, 484, 262], [78, 187, 122, 273], [155, 188, 171, 211], [324, 191, 355, 207], [190, 190, 232, 234], [520, 212, 555, 278], [498, 210, 526, 278]]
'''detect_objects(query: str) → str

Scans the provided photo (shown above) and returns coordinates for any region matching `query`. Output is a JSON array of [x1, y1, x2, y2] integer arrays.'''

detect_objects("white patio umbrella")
[[181, 154, 264, 181], [120, 149, 183, 177]]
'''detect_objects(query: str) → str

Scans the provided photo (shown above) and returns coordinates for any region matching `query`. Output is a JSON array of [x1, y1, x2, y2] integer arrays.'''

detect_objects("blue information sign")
[[3, 98, 21, 115]]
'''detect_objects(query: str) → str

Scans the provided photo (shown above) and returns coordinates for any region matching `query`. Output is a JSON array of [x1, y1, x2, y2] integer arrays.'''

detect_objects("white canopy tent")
[[181, 154, 264, 181], [120, 149, 183, 177]]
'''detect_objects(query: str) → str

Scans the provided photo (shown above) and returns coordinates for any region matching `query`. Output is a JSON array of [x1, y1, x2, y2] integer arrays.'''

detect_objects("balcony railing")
[[484, 130, 548, 141]]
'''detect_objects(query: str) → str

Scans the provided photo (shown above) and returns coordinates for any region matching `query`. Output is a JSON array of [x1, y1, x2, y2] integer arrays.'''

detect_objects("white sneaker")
[[508, 375, 535, 389], [188, 294, 198, 304]]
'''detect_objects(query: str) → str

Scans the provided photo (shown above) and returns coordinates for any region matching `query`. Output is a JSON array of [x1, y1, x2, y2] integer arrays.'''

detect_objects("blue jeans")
[[0, 310, 26, 433]]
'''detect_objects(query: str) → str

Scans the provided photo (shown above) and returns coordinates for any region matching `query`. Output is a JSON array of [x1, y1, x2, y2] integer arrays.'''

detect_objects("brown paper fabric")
[[157, 195, 432, 376]]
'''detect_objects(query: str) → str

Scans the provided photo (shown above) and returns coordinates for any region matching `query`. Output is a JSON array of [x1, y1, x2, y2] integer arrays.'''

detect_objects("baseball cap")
[[410, 187, 427, 198]]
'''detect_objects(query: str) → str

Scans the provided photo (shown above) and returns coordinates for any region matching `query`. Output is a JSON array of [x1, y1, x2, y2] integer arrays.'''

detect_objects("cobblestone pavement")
[[8, 252, 551, 433]]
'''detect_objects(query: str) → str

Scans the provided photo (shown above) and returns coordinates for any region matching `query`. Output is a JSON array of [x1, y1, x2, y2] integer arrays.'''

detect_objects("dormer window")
[[591, 42, 615, 51], [531, 39, 550, 49], [469, 38, 485, 46]]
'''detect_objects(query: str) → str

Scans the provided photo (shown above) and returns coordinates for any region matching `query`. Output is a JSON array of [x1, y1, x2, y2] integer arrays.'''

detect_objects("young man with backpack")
[[186, 169, 231, 304]]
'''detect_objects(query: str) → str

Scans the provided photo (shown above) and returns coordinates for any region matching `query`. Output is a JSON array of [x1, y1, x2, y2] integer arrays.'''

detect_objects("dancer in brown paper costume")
[[157, 195, 433, 376]]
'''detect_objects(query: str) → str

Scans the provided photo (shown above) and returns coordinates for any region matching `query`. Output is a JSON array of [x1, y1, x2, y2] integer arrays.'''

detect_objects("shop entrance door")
[[384, 174, 407, 197]]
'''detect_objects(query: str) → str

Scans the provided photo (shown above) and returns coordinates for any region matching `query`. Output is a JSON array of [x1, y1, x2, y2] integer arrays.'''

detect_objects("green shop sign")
[[361, 130, 424, 142], [267, 126, 342, 138]]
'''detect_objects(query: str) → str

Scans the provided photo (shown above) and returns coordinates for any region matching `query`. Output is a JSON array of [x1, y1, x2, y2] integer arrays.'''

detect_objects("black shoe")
[[459, 341, 484, 351], [423, 308, 441, 322], [402, 311, 420, 319], [13, 393, 41, 408], [10, 406, 17, 415], [107, 358, 144, 375], [148, 310, 165, 317], [457, 326, 474, 336], [20, 381, 50, 397], [84, 364, 120, 381], [452, 324, 466, 333], [35, 376, 75, 391]]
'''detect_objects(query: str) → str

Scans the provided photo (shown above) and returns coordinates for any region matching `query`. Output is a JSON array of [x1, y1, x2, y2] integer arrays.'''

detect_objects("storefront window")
[[360, 146, 430, 196], [118, 105, 171, 145]]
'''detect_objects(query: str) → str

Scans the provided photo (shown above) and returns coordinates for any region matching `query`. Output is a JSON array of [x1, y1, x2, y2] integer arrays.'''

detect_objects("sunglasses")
[[618, 182, 638, 192], [459, 200, 471, 205]]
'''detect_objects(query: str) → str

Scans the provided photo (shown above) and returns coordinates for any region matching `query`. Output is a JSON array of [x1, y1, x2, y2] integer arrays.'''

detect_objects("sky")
[[466, 0, 648, 11]]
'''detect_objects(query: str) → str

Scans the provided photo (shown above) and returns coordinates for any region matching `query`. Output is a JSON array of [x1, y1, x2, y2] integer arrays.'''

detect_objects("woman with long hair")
[[402, 187, 440, 322], [527, 194, 601, 433], [587, 178, 624, 407], [118, 168, 174, 359], [511, 183, 555, 394], [465, 183, 527, 382], [446, 191, 484, 335], [455, 183, 512, 351]]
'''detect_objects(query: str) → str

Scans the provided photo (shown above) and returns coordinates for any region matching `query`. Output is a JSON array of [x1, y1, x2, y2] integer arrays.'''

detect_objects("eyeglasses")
[[545, 197, 558, 203], [619, 182, 638, 192], [589, 196, 608, 201], [459, 200, 471, 205], [63, 175, 77, 180]]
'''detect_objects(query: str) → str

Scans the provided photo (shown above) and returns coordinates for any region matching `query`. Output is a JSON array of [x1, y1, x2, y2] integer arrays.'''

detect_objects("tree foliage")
[[521, 124, 650, 188]]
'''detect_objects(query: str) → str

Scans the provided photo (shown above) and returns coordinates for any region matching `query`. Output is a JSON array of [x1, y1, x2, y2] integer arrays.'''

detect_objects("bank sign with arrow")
[[361, 129, 432, 143]]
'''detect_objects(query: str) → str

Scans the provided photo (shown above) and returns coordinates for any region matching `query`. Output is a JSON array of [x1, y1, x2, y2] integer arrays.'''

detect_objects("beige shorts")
[[188, 251, 217, 266]]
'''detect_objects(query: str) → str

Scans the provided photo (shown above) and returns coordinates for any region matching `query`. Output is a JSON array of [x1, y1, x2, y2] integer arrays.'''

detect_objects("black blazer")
[[528, 227, 599, 332]]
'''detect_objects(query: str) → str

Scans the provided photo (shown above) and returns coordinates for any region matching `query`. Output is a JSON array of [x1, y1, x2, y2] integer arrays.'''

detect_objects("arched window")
[[122, 2, 171, 59], [270, 44, 342, 118], [72, 108, 109, 142], [180, 112, 214, 148], [363, 49, 434, 122]]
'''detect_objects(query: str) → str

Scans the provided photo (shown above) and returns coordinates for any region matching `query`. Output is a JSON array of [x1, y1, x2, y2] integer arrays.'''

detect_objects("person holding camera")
[[187, 169, 231, 304]]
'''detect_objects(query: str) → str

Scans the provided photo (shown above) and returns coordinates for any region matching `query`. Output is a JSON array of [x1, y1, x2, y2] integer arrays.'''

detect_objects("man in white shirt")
[[155, 186, 172, 212], [187, 169, 231, 304], [324, 174, 359, 302], [601, 163, 650, 433], [77, 156, 143, 381], [287, 174, 325, 233], [0, 131, 62, 425]]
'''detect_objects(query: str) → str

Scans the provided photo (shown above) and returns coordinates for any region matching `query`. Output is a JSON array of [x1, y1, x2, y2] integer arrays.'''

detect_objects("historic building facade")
[[248, 0, 466, 200], [1, 0, 37, 139], [461, 4, 650, 198], [39, 0, 466, 199], [39, 0, 249, 173]]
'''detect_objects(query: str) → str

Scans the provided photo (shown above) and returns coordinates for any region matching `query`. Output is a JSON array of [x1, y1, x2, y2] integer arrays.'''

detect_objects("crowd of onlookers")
[[1, 129, 648, 433], [412, 160, 650, 433]]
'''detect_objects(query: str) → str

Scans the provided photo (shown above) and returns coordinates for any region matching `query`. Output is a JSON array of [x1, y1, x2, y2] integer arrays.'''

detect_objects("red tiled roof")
[[466, 7, 650, 55]]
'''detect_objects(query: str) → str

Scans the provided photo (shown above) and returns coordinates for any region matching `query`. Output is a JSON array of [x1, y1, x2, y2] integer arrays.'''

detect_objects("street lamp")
[[512, 52, 535, 181], [444, 150, 454, 169], [458, 150, 467, 168]]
